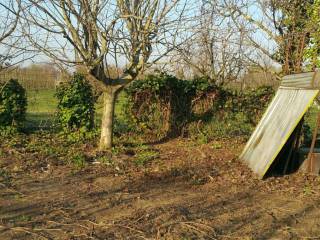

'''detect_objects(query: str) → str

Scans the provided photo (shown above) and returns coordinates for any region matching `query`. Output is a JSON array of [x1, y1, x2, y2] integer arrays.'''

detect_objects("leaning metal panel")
[[240, 88, 319, 178]]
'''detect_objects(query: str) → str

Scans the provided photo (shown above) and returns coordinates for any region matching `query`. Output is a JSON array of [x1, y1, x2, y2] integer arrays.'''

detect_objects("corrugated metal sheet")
[[240, 88, 319, 178], [281, 72, 315, 88]]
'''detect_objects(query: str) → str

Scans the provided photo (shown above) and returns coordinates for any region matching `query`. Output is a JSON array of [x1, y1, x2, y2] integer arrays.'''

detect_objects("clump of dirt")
[[1, 134, 320, 239]]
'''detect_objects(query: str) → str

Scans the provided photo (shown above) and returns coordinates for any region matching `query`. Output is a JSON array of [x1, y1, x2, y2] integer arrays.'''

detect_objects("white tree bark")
[[99, 88, 117, 150]]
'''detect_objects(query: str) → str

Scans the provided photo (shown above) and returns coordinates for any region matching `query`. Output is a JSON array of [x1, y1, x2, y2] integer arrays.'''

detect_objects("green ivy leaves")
[[55, 73, 95, 139], [124, 74, 274, 139], [0, 79, 27, 131]]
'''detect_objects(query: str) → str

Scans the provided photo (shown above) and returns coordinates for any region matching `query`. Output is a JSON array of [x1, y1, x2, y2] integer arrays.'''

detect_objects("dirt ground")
[[1, 135, 320, 240]]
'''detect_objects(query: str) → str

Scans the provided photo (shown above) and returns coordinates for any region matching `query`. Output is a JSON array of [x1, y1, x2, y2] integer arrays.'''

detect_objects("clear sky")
[[0, 0, 280, 72]]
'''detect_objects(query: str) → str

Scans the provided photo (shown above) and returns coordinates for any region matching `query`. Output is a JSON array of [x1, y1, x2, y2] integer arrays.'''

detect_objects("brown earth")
[[1, 136, 320, 240]]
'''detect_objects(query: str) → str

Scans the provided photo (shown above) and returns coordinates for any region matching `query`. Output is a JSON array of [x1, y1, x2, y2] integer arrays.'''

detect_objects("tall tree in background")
[[222, 0, 316, 75], [270, 0, 314, 74], [305, 0, 320, 69], [0, 0, 22, 71], [23, 0, 189, 149]]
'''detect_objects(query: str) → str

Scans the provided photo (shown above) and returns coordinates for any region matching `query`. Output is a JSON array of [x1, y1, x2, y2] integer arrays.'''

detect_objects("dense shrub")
[[55, 73, 95, 138], [0, 79, 27, 131], [125, 75, 217, 138], [125, 74, 275, 140], [222, 86, 275, 124]]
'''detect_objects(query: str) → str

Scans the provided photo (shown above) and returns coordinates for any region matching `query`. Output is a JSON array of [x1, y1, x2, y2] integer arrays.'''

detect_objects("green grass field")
[[27, 89, 57, 113], [25, 88, 320, 142], [25, 90, 57, 130], [25, 89, 127, 130]]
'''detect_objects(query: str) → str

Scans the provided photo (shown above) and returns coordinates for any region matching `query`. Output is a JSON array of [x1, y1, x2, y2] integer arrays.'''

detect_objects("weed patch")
[[69, 152, 87, 169], [134, 149, 159, 166]]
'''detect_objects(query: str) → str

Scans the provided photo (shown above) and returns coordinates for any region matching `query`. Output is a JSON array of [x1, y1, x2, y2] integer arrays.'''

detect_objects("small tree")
[[0, 79, 27, 129], [55, 73, 95, 134], [23, 0, 190, 149]]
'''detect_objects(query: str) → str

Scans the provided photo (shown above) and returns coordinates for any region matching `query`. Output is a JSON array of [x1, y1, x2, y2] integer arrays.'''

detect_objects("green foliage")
[[0, 169, 11, 186], [55, 73, 95, 139], [0, 79, 27, 132], [302, 122, 312, 146], [303, 185, 314, 195], [97, 155, 114, 166], [125, 74, 218, 138], [305, 0, 320, 69], [222, 86, 275, 124], [190, 86, 274, 142], [14, 215, 32, 222], [188, 112, 255, 143], [134, 149, 159, 166], [303, 105, 319, 146], [125, 73, 274, 141], [270, 0, 314, 73], [69, 152, 87, 169]]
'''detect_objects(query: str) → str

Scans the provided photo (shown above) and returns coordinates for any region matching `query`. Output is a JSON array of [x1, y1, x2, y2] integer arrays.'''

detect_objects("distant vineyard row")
[[0, 64, 67, 90]]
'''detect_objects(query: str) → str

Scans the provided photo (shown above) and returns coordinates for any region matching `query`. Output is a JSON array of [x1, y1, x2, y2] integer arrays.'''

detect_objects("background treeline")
[[0, 64, 280, 92]]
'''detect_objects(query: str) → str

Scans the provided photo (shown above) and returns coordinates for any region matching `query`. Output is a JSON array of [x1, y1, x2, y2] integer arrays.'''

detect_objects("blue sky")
[[0, 0, 281, 71]]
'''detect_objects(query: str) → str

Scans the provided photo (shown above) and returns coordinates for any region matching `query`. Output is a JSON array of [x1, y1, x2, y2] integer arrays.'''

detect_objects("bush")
[[125, 74, 275, 141], [0, 79, 27, 131], [222, 86, 274, 125], [125, 74, 218, 138], [188, 86, 274, 142], [55, 73, 95, 138], [69, 152, 87, 169]]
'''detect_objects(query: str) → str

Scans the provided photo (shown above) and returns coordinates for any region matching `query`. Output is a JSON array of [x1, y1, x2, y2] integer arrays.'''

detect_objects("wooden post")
[[307, 112, 320, 173]]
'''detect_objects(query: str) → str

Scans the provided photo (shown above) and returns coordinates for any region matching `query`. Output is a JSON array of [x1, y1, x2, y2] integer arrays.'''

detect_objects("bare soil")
[[1, 136, 320, 240]]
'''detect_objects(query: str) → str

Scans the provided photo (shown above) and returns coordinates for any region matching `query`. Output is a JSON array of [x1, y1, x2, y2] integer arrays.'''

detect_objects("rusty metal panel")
[[240, 88, 319, 178]]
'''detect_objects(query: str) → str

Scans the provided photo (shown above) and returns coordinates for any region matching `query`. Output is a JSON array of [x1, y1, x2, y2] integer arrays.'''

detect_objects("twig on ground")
[[0, 225, 51, 240], [0, 183, 26, 196], [47, 220, 90, 230], [83, 220, 148, 239]]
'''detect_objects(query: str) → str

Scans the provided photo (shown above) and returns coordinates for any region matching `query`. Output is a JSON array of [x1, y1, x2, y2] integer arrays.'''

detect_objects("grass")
[[25, 89, 57, 130], [134, 150, 159, 166], [27, 89, 57, 113], [25, 88, 128, 130], [305, 103, 320, 131]]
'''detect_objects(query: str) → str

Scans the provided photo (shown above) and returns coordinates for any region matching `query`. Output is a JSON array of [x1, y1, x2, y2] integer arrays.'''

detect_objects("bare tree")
[[174, 1, 249, 85], [0, 0, 23, 71], [22, 0, 190, 149]]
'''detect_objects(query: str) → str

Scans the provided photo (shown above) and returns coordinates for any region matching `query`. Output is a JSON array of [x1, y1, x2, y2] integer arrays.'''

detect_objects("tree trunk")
[[99, 88, 117, 150]]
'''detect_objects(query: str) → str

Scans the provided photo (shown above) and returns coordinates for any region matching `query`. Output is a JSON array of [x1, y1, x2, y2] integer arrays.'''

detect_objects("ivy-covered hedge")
[[125, 74, 274, 140], [0, 79, 27, 131], [189, 86, 274, 141], [221, 86, 274, 124], [126, 74, 191, 137], [55, 73, 95, 138]]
